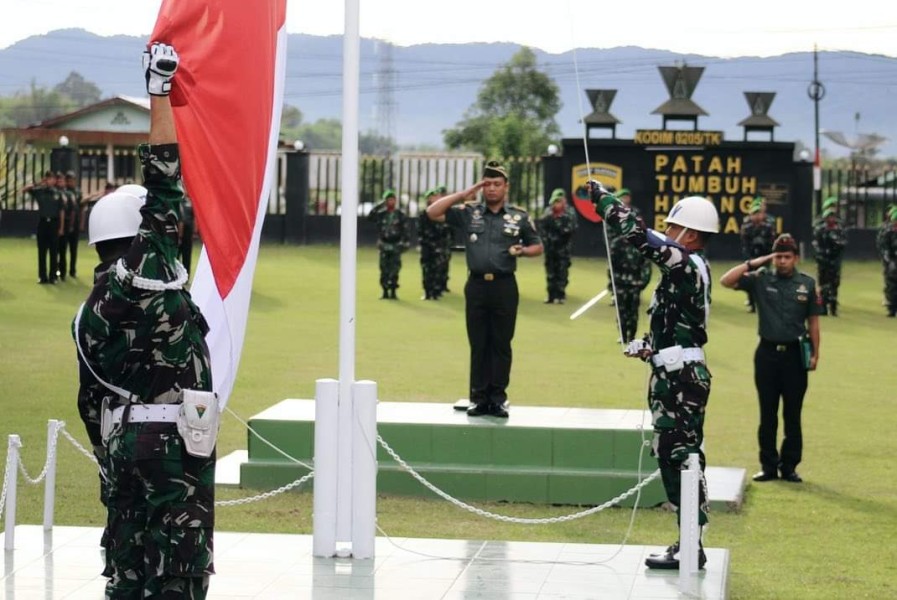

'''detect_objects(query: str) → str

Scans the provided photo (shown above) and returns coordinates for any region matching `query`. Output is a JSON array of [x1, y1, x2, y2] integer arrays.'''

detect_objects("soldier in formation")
[[740, 197, 776, 312], [538, 188, 577, 304], [877, 204, 897, 317], [23, 170, 64, 284], [369, 188, 410, 299], [419, 186, 452, 299], [811, 197, 848, 316]]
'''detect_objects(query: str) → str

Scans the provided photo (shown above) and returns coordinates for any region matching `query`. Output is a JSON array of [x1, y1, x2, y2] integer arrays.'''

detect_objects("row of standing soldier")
[[22, 170, 85, 283], [877, 204, 897, 317]]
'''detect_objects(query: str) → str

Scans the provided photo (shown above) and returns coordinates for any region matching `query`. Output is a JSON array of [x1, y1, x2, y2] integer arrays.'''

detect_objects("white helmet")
[[88, 192, 145, 245], [116, 184, 148, 201], [665, 196, 720, 233]]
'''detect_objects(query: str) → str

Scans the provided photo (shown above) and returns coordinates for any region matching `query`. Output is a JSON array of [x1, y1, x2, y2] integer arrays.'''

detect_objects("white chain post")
[[43, 420, 61, 530], [351, 380, 377, 559], [679, 452, 701, 595], [313, 378, 339, 557], [4, 435, 21, 551]]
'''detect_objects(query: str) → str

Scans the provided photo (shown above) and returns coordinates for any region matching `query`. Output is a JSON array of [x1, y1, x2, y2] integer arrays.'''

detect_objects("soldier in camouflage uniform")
[[72, 43, 215, 599], [877, 205, 897, 317], [369, 189, 410, 299], [740, 198, 775, 312], [434, 185, 454, 296], [591, 184, 717, 570], [63, 170, 84, 278], [612, 237, 652, 343], [811, 197, 848, 316], [538, 188, 577, 304], [419, 187, 451, 299]]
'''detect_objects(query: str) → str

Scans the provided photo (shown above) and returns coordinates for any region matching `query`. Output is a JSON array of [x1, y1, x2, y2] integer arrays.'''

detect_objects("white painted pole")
[[336, 0, 361, 551], [4, 435, 21, 550], [42, 420, 58, 530], [351, 381, 378, 558], [313, 378, 340, 557], [678, 453, 701, 594]]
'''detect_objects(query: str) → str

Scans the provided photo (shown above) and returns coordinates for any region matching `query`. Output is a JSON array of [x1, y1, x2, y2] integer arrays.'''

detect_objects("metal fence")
[[307, 152, 544, 217], [821, 165, 897, 229]]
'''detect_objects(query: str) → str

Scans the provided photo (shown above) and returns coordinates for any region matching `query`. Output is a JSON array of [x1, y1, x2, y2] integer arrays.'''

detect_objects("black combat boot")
[[644, 541, 706, 570], [380, 288, 389, 300]]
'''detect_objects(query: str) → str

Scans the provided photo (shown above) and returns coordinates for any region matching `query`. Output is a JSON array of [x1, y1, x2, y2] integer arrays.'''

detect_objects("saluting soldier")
[[740, 197, 776, 312], [23, 170, 64, 284], [812, 197, 848, 316], [427, 160, 543, 418], [538, 187, 577, 304], [433, 185, 454, 296], [369, 188, 410, 299], [63, 171, 84, 278], [721, 233, 824, 484]]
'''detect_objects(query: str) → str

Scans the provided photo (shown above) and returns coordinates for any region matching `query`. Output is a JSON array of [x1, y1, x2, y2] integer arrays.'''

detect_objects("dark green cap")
[[615, 188, 631, 198], [382, 189, 396, 201], [821, 208, 835, 218], [749, 199, 763, 214], [435, 184, 447, 194], [822, 196, 838, 209], [549, 188, 565, 203], [424, 188, 437, 198]]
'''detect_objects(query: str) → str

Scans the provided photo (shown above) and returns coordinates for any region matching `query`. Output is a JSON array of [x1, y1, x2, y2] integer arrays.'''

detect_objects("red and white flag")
[[151, 0, 288, 408]]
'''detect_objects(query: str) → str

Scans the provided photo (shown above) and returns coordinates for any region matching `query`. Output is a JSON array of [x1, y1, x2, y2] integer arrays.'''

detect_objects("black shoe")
[[490, 403, 509, 418], [466, 403, 491, 417], [380, 291, 389, 299], [752, 470, 778, 482], [544, 297, 555, 304], [780, 471, 803, 483], [645, 542, 706, 570], [829, 303, 838, 317], [389, 288, 397, 300]]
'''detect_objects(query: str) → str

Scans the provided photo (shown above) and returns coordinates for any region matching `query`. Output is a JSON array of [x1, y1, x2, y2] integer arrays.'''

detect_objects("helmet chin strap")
[[673, 227, 690, 244]]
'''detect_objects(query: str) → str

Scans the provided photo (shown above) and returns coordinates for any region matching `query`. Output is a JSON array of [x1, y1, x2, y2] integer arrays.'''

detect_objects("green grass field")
[[1, 236, 895, 598]]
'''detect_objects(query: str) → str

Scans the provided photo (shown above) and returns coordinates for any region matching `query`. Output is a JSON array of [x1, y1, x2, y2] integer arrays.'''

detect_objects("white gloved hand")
[[143, 42, 179, 96], [624, 338, 651, 357]]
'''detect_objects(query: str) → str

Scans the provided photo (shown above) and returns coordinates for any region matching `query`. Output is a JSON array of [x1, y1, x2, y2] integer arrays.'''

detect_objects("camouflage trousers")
[[615, 286, 641, 342], [648, 363, 711, 526], [884, 261, 897, 313], [379, 248, 402, 290], [105, 422, 215, 599], [420, 247, 448, 296], [543, 249, 571, 300], [816, 258, 842, 307]]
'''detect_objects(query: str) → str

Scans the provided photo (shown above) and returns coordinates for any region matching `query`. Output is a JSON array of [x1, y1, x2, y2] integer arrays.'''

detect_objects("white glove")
[[143, 42, 179, 96], [624, 338, 651, 357]]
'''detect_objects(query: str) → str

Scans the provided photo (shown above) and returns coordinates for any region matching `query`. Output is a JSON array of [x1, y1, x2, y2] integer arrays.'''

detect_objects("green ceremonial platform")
[[219, 399, 746, 512]]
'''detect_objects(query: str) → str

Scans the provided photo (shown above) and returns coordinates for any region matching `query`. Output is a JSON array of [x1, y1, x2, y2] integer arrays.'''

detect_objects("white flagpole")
[[336, 0, 361, 552]]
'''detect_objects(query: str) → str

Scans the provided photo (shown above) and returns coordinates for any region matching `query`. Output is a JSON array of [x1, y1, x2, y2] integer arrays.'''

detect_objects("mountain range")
[[1, 28, 895, 157]]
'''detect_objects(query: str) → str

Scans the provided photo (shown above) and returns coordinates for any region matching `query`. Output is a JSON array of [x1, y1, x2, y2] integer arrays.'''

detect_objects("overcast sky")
[[2, 0, 896, 57]]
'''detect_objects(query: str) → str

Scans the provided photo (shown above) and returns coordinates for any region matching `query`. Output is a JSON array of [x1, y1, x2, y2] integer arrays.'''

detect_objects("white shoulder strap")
[[73, 302, 136, 402], [688, 254, 711, 326]]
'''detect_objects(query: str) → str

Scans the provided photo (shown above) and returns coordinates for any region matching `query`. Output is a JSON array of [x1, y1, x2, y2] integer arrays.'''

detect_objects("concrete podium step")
[[224, 399, 745, 511]]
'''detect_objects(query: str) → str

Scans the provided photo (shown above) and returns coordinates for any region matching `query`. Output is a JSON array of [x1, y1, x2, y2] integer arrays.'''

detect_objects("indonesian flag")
[[151, 0, 287, 408]]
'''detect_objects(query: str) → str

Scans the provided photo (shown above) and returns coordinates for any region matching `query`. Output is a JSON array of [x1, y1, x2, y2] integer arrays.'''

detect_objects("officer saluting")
[[721, 233, 824, 484], [426, 160, 542, 417]]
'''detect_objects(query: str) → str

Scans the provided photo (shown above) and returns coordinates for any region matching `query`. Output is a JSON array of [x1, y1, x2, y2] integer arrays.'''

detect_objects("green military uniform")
[[740, 199, 775, 311], [180, 196, 196, 276], [444, 197, 541, 412], [368, 189, 409, 299], [72, 143, 214, 599], [612, 239, 652, 343], [735, 236, 824, 478], [811, 199, 847, 315], [594, 191, 712, 526], [538, 188, 578, 303], [418, 188, 452, 299], [32, 180, 64, 283], [63, 173, 83, 278], [877, 205, 897, 317]]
